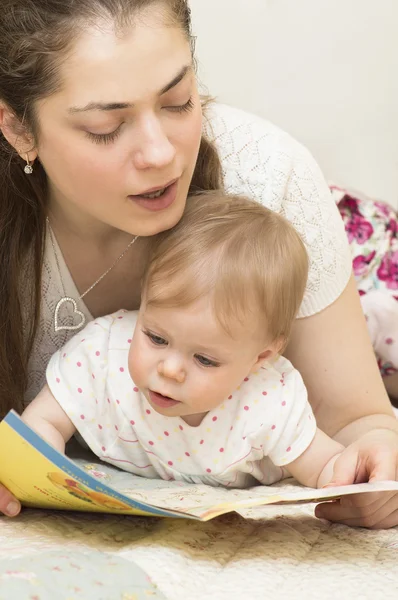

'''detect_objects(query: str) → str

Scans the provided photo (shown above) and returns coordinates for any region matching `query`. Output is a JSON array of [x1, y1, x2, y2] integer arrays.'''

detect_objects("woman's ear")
[[0, 104, 38, 160]]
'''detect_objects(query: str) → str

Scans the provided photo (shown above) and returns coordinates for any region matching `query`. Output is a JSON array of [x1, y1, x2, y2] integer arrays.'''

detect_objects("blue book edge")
[[3, 410, 195, 520]]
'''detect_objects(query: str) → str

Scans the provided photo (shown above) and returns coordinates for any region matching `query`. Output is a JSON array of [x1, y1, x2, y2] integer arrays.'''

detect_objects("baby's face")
[[128, 296, 273, 426]]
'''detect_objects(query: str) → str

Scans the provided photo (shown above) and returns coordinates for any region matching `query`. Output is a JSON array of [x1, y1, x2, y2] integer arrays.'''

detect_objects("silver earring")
[[24, 154, 33, 175]]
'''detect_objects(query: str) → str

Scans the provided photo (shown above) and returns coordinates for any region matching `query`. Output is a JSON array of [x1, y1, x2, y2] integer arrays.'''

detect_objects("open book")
[[1, 410, 398, 521]]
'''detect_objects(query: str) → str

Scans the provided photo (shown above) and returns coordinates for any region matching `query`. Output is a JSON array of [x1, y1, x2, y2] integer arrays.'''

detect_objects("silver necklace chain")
[[46, 217, 138, 332]]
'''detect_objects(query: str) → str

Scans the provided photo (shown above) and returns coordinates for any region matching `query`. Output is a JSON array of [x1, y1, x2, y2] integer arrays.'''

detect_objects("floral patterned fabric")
[[331, 185, 398, 376]]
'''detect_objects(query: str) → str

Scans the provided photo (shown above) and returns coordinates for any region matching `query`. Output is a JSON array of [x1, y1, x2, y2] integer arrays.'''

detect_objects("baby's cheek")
[[128, 344, 143, 386]]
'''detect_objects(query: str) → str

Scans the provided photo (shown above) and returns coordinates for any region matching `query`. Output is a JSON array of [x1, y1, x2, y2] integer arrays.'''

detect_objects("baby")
[[22, 191, 346, 489]]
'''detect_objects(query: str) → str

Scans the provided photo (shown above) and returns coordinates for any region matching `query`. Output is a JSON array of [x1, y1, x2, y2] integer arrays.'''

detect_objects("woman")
[[0, 0, 397, 527]]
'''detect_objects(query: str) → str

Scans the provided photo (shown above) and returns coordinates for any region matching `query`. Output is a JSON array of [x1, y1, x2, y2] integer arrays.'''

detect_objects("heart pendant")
[[54, 296, 86, 332]]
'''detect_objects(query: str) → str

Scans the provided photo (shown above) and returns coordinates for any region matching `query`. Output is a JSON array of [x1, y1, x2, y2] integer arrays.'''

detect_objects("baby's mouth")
[[148, 390, 181, 409]]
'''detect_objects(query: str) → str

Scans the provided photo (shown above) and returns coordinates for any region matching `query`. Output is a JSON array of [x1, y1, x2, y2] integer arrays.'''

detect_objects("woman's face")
[[35, 11, 203, 237]]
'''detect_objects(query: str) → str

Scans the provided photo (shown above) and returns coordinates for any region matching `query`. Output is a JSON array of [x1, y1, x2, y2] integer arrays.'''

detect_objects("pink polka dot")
[[244, 406, 249, 411], [115, 425, 119, 431], [286, 446, 291, 452], [271, 425, 276, 430], [200, 439, 204, 445], [168, 461, 173, 466], [149, 441, 154, 446], [76, 362, 81, 367], [212, 416, 218, 422], [107, 398, 111, 404], [206, 468, 212, 473], [102, 446, 106, 452], [282, 401, 286, 407], [179, 425, 184, 431], [56, 378, 60, 384], [185, 452, 190, 457], [244, 377, 249, 382], [127, 339, 132, 344], [63, 353, 66, 358], [262, 391, 267, 396], [98, 424, 102, 430], [116, 399, 120, 404], [117, 316, 123, 320], [230, 426, 233, 431], [146, 409, 151, 415], [133, 387, 139, 393], [130, 420, 135, 425], [80, 415, 85, 420], [77, 388, 82, 394], [92, 374, 95, 380], [219, 448, 224, 453], [164, 431, 169, 436], [119, 367, 125, 373], [95, 351, 100, 356], [386, 338, 394, 345]]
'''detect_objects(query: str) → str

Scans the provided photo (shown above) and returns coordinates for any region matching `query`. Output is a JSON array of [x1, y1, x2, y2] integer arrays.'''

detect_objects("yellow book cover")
[[1, 410, 398, 521]]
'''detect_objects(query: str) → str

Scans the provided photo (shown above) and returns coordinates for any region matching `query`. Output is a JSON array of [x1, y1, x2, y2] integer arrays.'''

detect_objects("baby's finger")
[[0, 484, 21, 517]]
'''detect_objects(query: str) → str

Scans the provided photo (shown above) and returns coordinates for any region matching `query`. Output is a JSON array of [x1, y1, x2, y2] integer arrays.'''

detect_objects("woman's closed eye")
[[195, 354, 220, 368], [84, 97, 194, 145], [85, 124, 123, 145], [165, 97, 194, 114], [143, 329, 168, 346]]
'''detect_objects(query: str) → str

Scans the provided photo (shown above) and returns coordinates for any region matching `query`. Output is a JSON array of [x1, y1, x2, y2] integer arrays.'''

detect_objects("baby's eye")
[[143, 330, 168, 346], [195, 354, 219, 368]]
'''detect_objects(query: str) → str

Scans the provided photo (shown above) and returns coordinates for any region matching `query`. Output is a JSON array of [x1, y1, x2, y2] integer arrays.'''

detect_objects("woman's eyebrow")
[[68, 64, 192, 114]]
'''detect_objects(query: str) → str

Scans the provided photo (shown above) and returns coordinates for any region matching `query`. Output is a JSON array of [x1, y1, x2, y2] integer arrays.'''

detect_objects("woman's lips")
[[129, 180, 178, 212], [149, 390, 181, 409]]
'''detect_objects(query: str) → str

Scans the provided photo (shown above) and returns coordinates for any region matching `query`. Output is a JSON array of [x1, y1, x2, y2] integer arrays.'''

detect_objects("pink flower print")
[[338, 194, 359, 215], [387, 218, 398, 235], [345, 214, 374, 245], [374, 201, 392, 218], [377, 251, 398, 290], [352, 251, 376, 277]]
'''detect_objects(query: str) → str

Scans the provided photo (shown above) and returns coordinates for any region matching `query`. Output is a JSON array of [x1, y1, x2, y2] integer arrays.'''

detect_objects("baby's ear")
[[250, 338, 285, 373]]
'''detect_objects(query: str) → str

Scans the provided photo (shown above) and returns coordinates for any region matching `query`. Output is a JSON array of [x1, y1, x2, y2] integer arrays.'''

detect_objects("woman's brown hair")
[[0, 0, 222, 417]]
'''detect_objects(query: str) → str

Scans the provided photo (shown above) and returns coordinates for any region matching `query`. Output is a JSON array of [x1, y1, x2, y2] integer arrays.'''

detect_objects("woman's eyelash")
[[166, 97, 194, 114], [85, 125, 122, 145], [85, 98, 194, 145]]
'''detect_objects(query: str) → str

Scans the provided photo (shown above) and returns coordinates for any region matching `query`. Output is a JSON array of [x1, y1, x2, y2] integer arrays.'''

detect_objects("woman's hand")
[[315, 429, 398, 528], [0, 483, 20, 517]]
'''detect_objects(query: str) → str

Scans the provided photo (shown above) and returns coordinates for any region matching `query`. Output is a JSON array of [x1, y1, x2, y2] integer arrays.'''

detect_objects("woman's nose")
[[133, 114, 176, 170], [157, 357, 186, 383]]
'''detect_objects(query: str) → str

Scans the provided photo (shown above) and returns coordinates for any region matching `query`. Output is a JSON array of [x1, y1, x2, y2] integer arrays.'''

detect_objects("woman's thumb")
[[325, 450, 360, 487]]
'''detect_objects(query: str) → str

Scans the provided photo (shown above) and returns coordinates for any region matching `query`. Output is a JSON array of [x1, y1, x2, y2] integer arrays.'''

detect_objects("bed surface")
[[1, 495, 398, 599]]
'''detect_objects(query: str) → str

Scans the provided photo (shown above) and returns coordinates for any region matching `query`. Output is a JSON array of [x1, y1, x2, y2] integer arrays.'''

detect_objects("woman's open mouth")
[[129, 179, 179, 212], [148, 390, 181, 409]]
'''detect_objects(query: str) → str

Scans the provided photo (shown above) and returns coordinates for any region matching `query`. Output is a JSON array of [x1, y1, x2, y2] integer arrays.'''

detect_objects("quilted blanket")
[[1, 497, 398, 599]]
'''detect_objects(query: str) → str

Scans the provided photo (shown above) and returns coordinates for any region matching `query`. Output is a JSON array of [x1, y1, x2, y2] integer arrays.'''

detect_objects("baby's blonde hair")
[[143, 191, 309, 348]]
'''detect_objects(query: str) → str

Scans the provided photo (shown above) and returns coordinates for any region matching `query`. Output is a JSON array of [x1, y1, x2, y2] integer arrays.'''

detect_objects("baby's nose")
[[158, 358, 186, 383]]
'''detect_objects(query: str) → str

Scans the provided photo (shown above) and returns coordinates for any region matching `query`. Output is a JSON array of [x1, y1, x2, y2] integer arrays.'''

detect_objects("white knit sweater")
[[26, 103, 352, 404]]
